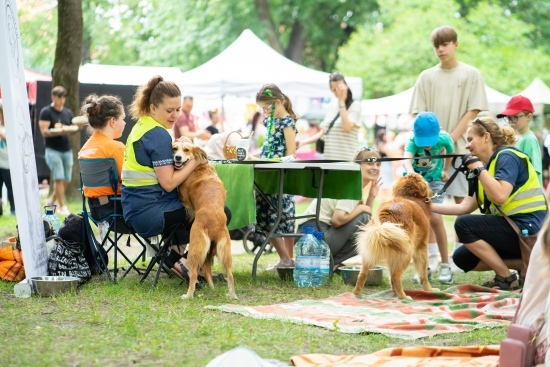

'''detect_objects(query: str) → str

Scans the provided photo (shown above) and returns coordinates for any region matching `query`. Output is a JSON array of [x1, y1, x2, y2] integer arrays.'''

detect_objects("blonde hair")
[[354, 147, 381, 161], [469, 116, 517, 147], [129, 75, 181, 120]]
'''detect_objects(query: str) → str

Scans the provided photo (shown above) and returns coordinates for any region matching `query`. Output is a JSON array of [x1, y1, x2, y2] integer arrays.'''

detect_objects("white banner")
[[0, 0, 48, 287]]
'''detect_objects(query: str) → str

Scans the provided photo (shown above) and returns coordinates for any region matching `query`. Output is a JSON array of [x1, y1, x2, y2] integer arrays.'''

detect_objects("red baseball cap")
[[496, 95, 534, 118]]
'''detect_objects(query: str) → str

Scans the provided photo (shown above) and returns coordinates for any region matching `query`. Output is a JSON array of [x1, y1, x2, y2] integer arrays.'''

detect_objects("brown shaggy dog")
[[353, 174, 436, 300], [172, 141, 236, 300]]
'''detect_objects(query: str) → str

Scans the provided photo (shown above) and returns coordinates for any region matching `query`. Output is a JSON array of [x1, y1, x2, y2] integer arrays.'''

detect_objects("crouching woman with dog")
[[121, 75, 231, 284], [431, 117, 547, 290]]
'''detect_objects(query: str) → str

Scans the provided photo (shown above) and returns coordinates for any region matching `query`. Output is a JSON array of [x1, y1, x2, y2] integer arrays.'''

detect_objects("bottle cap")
[[304, 226, 314, 234], [313, 231, 324, 240]]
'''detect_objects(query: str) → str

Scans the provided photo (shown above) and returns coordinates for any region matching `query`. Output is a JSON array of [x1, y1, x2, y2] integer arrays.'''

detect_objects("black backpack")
[[59, 214, 109, 275]]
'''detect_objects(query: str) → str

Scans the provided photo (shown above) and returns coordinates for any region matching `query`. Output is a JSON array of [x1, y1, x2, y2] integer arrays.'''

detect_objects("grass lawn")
[[0, 197, 507, 366]]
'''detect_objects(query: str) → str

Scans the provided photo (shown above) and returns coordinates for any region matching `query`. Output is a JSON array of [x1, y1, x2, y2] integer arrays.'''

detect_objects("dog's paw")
[[227, 293, 238, 300], [180, 294, 193, 300], [402, 295, 413, 301]]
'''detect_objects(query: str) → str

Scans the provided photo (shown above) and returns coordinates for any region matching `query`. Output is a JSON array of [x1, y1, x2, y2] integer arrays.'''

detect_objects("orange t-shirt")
[[78, 131, 125, 198]]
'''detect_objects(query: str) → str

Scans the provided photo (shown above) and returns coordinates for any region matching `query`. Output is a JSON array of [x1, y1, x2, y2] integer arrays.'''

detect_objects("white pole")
[[0, 0, 49, 297]]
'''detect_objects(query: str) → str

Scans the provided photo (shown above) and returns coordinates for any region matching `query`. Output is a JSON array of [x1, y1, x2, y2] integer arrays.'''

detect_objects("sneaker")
[[58, 205, 71, 216], [412, 267, 432, 284], [438, 263, 454, 284], [266, 259, 295, 272], [427, 253, 440, 272], [448, 257, 464, 274]]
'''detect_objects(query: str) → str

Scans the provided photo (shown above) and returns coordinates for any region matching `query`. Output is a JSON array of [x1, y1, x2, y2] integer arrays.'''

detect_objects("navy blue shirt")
[[489, 147, 546, 234], [122, 127, 183, 237]]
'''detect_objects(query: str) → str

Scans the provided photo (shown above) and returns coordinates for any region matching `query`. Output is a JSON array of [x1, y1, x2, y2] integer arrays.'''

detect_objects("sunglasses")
[[357, 147, 381, 164], [260, 102, 274, 113], [504, 114, 528, 124]]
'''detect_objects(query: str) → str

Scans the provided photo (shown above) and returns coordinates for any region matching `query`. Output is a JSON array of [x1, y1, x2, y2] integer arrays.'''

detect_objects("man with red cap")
[[497, 95, 542, 185]]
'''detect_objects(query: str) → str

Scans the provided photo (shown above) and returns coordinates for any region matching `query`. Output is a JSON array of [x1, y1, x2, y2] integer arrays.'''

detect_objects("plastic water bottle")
[[293, 226, 322, 288], [98, 221, 110, 242], [313, 231, 333, 285], [43, 205, 61, 235]]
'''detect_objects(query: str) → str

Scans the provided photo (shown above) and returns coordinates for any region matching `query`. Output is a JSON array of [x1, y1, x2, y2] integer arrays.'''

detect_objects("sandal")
[[176, 260, 204, 289], [198, 273, 227, 283], [482, 273, 520, 290]]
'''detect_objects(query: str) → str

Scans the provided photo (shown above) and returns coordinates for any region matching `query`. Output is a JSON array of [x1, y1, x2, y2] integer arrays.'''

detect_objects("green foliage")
[[456, 0, 550, 54], [136, 0, 264, 70], [18, 0, 58, 74], [268, 0, 377, 70], [337, 0, 550, 98]]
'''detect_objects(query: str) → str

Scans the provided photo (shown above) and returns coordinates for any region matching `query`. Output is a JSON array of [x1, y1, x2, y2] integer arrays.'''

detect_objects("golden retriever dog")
[[353, 174, 436, 300], [172, 141, 236, 300]]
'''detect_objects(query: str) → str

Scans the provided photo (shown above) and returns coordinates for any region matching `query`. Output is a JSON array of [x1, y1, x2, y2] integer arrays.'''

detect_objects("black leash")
[[210, 153, 479, 201]]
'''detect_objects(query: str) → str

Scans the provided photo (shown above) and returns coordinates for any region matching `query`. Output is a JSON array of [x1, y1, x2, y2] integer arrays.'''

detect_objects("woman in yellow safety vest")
[[121, 75, 230, 285], [431, 117, 547, 290]]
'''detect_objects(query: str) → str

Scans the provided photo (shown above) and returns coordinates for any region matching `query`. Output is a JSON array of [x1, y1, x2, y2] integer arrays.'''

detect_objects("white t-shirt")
[[299, 198, 359, 226], [409, 62, 488, 154], [320, 100, 361, 161]]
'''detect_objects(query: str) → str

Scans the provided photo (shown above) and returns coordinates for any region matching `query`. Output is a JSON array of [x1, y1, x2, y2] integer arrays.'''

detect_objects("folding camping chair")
[[79, 158, 148, 282], [138, 223, 184, 288]]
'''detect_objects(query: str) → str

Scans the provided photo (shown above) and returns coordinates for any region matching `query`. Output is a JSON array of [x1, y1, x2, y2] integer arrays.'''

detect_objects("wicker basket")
[[223, 131, 243, 160]]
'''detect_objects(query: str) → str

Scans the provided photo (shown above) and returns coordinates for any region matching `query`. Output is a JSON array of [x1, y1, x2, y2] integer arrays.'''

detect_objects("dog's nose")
[[174, 154, 182, 162]]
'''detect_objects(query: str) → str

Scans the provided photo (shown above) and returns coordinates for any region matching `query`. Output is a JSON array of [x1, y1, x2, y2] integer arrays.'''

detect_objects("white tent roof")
[[78, 64, 185, 86], [179, 29, 363, 99], [520, 77, 550, 105], [361, 85, 510, 116]]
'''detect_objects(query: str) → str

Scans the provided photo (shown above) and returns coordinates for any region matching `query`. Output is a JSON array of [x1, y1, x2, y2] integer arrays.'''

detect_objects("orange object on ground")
[[0, 247, 25, 281], [291, 345, 500, 367]]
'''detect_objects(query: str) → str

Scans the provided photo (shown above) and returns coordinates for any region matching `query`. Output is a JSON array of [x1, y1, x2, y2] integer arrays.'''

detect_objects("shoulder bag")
[[499, 294, 547, 367], [47, 235, 91, 284], [316, 112, 340, 154]]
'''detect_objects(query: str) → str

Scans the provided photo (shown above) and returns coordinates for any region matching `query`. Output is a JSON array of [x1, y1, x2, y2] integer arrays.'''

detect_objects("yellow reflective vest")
[[477, 148, 546, 216], [122, 116, 163, 187]]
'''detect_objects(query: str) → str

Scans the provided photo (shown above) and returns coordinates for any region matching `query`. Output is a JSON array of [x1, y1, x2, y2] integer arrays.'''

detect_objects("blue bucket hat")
[[413, 112, 440, 147]]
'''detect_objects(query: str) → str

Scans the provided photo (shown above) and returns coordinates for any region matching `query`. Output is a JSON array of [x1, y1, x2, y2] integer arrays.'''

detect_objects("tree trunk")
[[52, 0, 83, 200], [254, 0, 284, 54], [284, 20, 305, 64]]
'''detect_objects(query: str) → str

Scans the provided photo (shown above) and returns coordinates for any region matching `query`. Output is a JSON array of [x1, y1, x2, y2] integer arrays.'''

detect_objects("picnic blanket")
[[290, 345, 500, 367], [207, 284, 520, 339]]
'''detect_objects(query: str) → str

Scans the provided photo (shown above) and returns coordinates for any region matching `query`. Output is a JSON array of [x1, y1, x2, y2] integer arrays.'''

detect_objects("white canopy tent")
[[361, 85, 510, 118], [519, 77, 550, 115], [179, 29, 363, 99], [78, 64, 185, 86]]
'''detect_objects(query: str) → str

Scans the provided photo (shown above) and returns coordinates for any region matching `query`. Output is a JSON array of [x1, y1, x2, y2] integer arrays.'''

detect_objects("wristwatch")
[[339, 104, 346, 109], [472, 166, 486, 177]]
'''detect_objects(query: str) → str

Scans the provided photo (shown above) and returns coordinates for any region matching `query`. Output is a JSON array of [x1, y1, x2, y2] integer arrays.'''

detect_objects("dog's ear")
[[394, 174, 431, 199], [193, 145, 209, 164]]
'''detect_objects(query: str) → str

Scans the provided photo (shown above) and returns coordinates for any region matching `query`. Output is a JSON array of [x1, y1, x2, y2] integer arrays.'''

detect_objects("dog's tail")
[[355, 221, 411, 265]]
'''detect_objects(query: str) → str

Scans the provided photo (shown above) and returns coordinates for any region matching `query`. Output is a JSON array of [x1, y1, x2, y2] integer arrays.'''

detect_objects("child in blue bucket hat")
[[403, 112, 455, 284]]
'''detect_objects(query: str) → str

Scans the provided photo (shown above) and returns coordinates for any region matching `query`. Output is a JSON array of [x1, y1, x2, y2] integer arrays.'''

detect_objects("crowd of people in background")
[[1, 22, 550, 363]]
